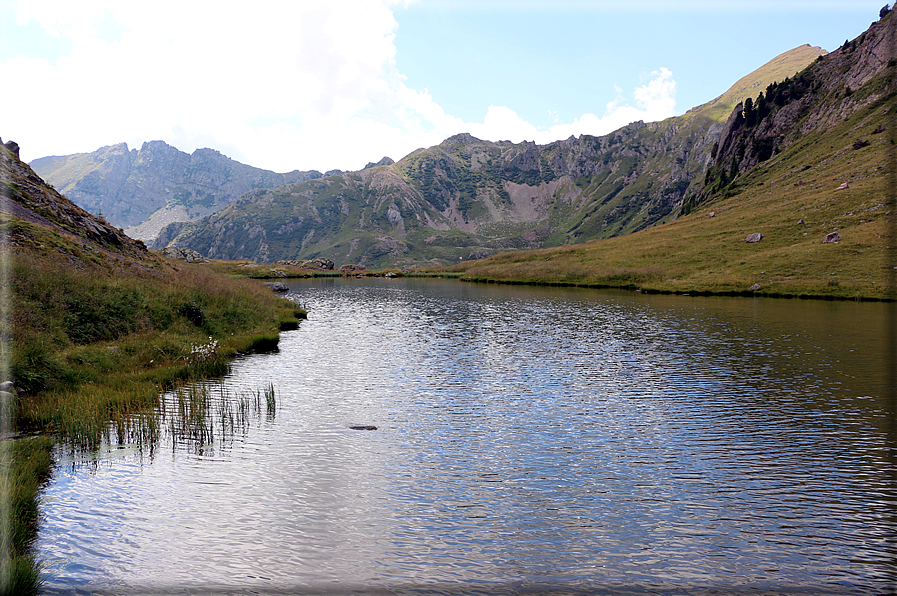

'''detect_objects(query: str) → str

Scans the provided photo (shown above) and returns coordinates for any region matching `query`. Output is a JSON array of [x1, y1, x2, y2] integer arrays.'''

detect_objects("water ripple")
[[36, 279, 897, 595]]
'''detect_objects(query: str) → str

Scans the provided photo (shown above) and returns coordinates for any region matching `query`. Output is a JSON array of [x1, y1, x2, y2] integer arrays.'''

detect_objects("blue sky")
[[0, 0, 886, 172]]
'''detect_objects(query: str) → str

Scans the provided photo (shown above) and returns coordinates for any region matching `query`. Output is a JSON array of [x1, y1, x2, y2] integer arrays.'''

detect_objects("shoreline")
[[457, 275, 895, 302]]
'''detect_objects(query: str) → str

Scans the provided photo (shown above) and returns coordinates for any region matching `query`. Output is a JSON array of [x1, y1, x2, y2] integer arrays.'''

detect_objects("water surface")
[[37, 279, 896, 594]]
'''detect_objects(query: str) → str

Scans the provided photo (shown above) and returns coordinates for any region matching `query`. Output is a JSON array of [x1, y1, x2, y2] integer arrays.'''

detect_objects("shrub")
[[177, 301, 205, 327], [10, 341, 67, 394]]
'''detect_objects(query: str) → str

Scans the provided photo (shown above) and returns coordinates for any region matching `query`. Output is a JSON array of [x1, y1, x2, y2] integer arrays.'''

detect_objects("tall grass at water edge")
[[73, 381, 279, 456], [0, 436, 53, 596], [3, 244, 303, 594]]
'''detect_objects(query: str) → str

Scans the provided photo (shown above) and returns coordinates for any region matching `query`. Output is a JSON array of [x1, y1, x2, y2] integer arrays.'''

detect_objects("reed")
[[264, 383, 276, 419], [156, 381, 277, 453]]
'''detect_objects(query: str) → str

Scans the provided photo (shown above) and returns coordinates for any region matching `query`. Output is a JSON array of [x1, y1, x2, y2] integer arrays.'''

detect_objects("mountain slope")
[[2, 139, 151, 263], [452, 11, 896, 299], [697, 14, 894, 205], [30, 141, 339, 241], [155, 45, 822, 269]]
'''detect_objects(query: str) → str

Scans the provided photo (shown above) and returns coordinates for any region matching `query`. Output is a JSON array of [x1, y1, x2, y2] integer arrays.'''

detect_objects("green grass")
[[3, 233, 306, 589], [9, 248, 304, 439], [0, 436, 54, 596]]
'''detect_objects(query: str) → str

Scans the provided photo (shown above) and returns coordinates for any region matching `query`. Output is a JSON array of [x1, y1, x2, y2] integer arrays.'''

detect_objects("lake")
[[35, 278, 896, 595]]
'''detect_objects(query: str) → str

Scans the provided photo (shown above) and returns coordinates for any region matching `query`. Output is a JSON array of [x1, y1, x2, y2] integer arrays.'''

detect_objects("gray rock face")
[[30, 141, 329, 240]]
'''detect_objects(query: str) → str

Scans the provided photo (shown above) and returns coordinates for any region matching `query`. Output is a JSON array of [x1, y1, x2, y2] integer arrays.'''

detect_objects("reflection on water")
[[36, 279, 896, 595]]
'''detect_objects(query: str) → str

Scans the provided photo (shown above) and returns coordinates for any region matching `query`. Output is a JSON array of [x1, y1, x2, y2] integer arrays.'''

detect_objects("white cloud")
[[1, 0, 677, 173], [450, 67, 677, 146]]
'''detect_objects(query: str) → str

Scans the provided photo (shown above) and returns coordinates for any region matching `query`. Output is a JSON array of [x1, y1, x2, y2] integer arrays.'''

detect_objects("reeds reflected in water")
[[60, 382, 277, 457]]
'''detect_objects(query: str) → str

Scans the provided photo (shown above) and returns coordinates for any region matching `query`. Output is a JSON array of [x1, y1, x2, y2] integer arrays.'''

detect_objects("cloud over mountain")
[[2, 0, 677, 172]]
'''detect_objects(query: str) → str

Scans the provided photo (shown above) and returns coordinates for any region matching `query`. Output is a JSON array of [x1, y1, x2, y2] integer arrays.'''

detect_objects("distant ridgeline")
[[30, 141, 342, 243], [29, 9, 896, 270]]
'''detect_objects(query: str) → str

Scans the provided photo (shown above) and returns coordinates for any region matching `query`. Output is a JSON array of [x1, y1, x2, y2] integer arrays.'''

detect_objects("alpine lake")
[[35, 277, 896, 595]]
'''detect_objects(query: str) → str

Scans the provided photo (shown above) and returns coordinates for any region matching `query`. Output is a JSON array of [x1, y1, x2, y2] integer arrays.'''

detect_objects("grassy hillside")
[[449, 82, 895, 300], [2, 141, 305, 594], [686, 44, 826, 122]]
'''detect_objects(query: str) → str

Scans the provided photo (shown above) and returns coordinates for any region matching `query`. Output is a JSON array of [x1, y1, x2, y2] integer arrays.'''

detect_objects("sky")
[[0, 0, 888, 173]]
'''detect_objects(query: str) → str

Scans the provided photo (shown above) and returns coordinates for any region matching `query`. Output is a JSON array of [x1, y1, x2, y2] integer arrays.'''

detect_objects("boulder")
[[264, 282, 289, 292], [749, 284, 761, 291], [836, 182, 850, 190], [745, 233, 764, 243], [823, 232, 841, 243], [161, 246, 210, 262]]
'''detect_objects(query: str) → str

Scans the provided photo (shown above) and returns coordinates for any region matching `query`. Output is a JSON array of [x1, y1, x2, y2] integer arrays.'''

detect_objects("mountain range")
[[27, 11, 894, 271], [147, 42, 824, 269], [30, 141, 344, 242]]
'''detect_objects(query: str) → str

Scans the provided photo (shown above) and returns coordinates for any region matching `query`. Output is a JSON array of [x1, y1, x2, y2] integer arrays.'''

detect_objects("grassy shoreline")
[[232, 259, 893, 301], [454, 273, 894, 301], [3, 247, 305, 594]]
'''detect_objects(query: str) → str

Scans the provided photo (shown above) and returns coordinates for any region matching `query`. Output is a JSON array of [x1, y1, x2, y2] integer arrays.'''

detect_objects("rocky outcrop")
[[161, 246, 210, 262], [700, 11, 896, 204], [275, 258, 334, 270]]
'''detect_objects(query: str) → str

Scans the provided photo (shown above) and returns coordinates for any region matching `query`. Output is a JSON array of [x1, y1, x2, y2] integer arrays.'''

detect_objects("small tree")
[[743, 97, 756, 126], [880, 4, 890, 19], [756, 92, 769, 121]]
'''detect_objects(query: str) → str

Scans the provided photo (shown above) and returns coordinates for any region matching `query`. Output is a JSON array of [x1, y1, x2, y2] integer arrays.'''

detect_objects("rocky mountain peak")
[[364, 156, 395, 169], [442, 133, 484, 146]]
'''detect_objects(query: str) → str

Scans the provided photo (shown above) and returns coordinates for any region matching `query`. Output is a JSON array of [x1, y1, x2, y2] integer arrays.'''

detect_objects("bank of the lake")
[[437, 202, 895, 301], [4, 248, 304, 595]]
